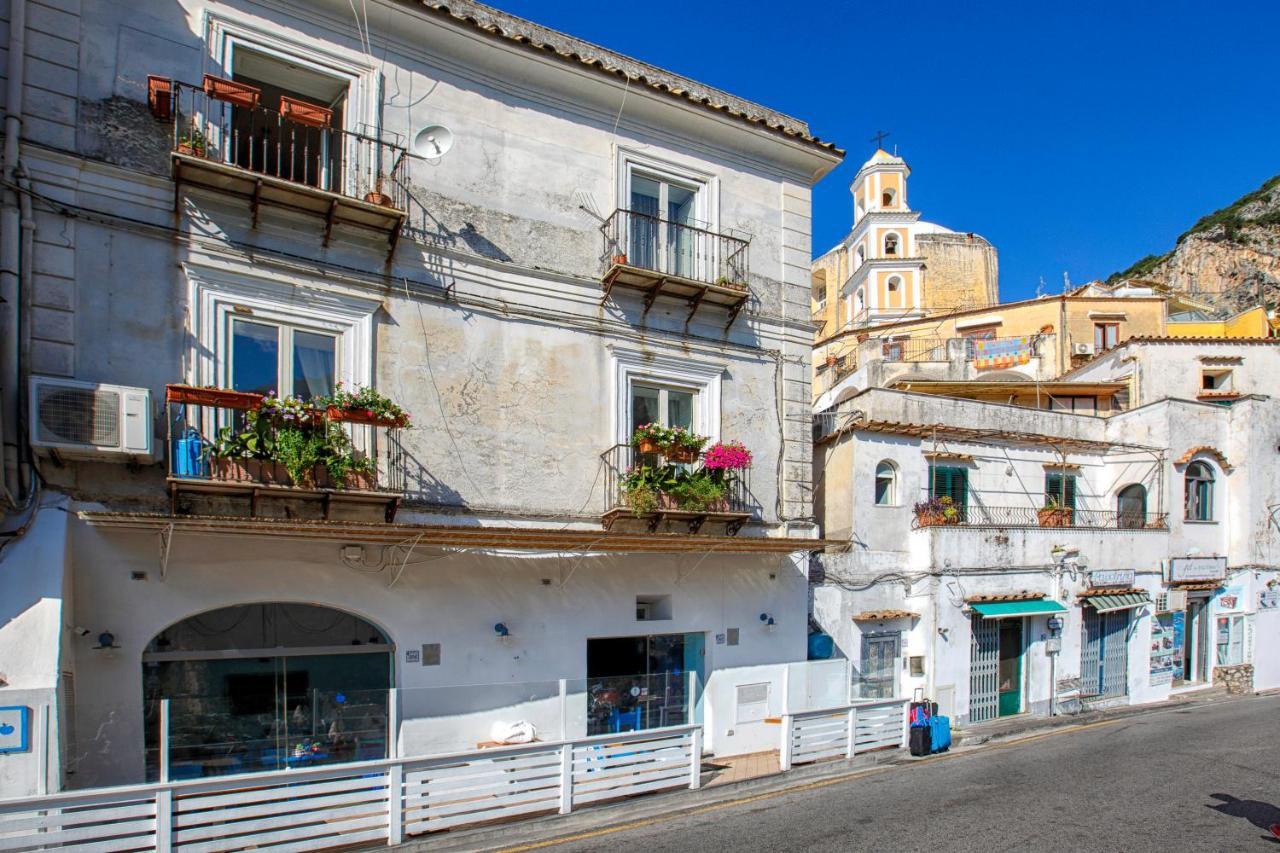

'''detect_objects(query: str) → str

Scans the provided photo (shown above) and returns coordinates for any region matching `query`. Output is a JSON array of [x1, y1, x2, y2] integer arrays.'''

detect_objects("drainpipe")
[[0, 0, 27, 505]]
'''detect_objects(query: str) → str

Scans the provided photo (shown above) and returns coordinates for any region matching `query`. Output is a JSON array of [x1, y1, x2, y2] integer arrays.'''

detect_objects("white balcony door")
[[629, 172, 703, 280]]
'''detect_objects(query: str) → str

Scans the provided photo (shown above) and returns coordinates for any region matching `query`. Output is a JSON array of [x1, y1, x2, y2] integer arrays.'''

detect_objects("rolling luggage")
[[929, 715, 951, 753], [909, 724, 932, 757]]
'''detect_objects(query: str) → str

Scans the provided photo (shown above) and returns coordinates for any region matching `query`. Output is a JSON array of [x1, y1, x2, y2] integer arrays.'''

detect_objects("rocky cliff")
[[1110, 175, 1280, 314]]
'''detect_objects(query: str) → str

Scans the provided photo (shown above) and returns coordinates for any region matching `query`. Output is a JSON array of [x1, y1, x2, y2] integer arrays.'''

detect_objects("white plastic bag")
[[489, 720, 537, 744]]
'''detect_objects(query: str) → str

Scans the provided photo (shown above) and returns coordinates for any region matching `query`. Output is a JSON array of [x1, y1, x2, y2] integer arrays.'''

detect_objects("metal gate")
[[969, 615, 1000, 723], [1082, 608, 1130, 698]]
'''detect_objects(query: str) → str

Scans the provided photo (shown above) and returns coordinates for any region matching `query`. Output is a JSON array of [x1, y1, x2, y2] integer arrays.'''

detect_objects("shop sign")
[[1089, 569, 1135, 588], [1168, 556, 1227, 583], [1260, 590, 1280, 610], [1216, 585, 1244, 612]]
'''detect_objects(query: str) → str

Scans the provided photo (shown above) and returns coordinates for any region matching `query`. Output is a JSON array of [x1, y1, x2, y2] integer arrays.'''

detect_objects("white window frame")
[[874, 460, 897, 506], [615, 148, 718, 231], [610, 346, 724, 446], [185, 263, 377, 393], [1215, 613, 1248, 666], [228, 315, 341, 399]]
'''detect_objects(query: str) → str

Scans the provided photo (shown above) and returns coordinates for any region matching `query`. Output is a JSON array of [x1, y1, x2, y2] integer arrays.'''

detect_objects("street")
[[517, 694, 1280, 852]]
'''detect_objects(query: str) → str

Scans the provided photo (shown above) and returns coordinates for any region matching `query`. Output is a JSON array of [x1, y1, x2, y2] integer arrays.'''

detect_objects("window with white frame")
[[618, 152, 713, 282], [874, 460, 897, 506], [1216, 614, 1247, 665], [230, 315, 338, 399], [611, 347, 722, 446], [630, 382, 697, 434]]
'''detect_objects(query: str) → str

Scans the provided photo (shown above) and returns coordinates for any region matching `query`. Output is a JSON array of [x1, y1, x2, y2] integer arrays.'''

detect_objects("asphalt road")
[[532, 694, 1280, 852]]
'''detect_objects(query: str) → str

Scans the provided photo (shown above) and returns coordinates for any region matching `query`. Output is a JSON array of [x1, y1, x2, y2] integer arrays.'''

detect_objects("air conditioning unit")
[[30, 377, 154, 461], [1166, 589, 1188, 611], [1073, 342, 1094, 356]]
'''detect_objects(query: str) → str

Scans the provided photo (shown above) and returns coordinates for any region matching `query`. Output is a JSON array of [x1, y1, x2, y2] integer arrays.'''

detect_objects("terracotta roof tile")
[[852, 610, 919, 621]]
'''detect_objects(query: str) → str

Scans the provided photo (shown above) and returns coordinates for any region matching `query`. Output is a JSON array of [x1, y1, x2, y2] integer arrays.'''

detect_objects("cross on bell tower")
[[870, 130, 891, 151]]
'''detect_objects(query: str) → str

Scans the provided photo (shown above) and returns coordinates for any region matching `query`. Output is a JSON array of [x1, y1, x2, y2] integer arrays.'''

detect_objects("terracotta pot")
[[325, 405, 407, 428], [1038, 507, 1073, 528], [279, 95, 332, 128], [611, 253, 628, 266], [915, 510, 944, 528], [147, 75, 173, 121], [175, 144, 203, 157], [345, 470, 377, 491], [363, 191, 394, 207], [210, 457, 251, 482], [203, 74, 261, 109], [635, 438, 662, 455], [166, 385, 264, 411], [242, 460, 293, 487], [666, 446, 699, 464], [825, 355, 839, 368]]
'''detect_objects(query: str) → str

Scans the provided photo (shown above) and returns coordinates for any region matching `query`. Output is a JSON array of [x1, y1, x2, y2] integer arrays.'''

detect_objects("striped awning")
[[1084, 592, 1151, 614]]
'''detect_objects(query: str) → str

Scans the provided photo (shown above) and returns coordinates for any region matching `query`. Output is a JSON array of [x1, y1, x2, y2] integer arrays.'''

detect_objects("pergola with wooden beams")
[[887, 379, 1129, 408], [815, 417, 1149, 455]]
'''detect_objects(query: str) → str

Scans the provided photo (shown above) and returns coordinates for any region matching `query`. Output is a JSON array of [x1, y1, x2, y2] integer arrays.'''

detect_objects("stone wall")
[[918, 232, 998, 314], [1213, 663, 1254, 695]]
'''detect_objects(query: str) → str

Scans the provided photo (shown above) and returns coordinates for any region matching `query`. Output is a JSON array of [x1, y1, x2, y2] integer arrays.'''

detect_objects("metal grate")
[[969, 615, 1000, 723], [37, 386, 120, 447], [1082, 607, 1130, 698]]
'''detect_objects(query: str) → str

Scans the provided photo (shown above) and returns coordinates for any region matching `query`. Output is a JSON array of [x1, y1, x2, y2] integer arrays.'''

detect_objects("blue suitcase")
[[929, 715, 951, 753]]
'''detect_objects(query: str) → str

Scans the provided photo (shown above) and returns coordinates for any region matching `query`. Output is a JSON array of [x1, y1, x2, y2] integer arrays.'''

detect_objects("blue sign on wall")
[[0, 706, 30, 754]]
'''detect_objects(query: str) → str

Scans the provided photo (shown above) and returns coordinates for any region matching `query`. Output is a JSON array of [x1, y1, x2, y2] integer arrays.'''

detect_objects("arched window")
[[855, 288, 866, 314], [1184, 462, 1215, 521], [855, 245, 866, 266], [1116, 484, 1147, 528], [874, 460, 897, 505], [887, 276, 901, 293], [882, 188, 896, 208], [884, 233, 900, 256]]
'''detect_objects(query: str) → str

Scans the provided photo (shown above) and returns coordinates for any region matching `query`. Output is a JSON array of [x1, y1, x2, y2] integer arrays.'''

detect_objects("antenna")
[[1062, 271, 1071, 293], [412, 125, 454, 160]]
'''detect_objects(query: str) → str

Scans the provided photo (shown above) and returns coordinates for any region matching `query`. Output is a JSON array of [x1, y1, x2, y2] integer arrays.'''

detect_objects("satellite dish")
[[413, 125, 454, 160]]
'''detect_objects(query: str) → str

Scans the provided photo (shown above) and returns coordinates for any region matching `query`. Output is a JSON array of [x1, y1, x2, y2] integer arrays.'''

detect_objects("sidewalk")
[[394, 687, 1266, 852]]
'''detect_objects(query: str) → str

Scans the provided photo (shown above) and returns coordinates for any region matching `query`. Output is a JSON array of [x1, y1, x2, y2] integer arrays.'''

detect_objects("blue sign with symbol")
[[0, 706, 30, 753]]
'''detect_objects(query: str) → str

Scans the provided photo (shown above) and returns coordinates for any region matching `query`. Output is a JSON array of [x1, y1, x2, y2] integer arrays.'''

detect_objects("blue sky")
[[493, 0, 1280, 300]]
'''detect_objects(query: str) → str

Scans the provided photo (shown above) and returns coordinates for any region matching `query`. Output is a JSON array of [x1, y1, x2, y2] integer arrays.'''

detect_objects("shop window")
[[1044, 471, 1077, 510], [1116, 483, 1147, 528], [1216, 614, 1247, 665], [1184, 461, 1215, 521], [929, 464, 968, 508], [1094, 322, 1119, 351], [874, 460, 897, 506]]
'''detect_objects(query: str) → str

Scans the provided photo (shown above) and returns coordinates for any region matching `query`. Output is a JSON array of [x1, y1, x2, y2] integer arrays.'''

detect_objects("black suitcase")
[[909, 725, 932, 757]]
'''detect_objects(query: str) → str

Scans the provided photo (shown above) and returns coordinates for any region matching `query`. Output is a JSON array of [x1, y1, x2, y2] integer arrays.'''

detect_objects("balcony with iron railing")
[[911, 501, 1167, 531], [599, 443, 753, 535], [148, 76, 408, 254], [600, 209, 750, 328], [165, 385, 407, 521]]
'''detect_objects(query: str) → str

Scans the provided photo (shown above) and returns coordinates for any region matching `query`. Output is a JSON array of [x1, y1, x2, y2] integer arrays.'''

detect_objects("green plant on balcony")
[[621, 462, 678, 515], [322, 382, 411, 427], [667, 469, 728, 512], [631, 423, 673, 455], [913, 496, 960, 527], [177, 126, 206, 157]]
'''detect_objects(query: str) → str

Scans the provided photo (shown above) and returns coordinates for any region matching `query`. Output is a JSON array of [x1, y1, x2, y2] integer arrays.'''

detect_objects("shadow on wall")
[[1206, 792, 1280, 839], [388, 432, 468, 512]]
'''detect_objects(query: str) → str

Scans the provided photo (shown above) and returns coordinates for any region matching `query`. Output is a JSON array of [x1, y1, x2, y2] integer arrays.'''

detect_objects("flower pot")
[[166, 385, 264, 411], [345, 470, 377, 491], [210, 457, 252, 482], [1038, 507, 1073, 528], [176, 144, 204, 157], [666, 447, 699, 464], [244, 459, 292, 486], [611, 253, 628, 266], [203, 74, 261, 109], [825, 355, 839, 368], [325, 405, 407, 428], [147, 75, 173, 121], [635, 438, 662, 455], [915, 510, 945, 528], [363, 191, 394, 207], [279, 95, 332, 128]]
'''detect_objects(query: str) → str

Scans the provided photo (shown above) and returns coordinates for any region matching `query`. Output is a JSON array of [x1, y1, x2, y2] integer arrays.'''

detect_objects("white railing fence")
[[779, 698, 908, 771], [0, 725, 700, 852]]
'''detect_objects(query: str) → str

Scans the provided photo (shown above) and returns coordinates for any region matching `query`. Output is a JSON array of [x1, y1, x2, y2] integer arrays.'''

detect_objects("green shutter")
[[930, 465, 969, 508], [1046, 473, 1076, 509]]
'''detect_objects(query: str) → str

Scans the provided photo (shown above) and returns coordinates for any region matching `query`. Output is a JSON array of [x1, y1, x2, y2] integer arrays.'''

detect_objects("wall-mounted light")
[[93, 632, 119, 650], [759, 613, 776, 631], [494, 623, 511, 642]]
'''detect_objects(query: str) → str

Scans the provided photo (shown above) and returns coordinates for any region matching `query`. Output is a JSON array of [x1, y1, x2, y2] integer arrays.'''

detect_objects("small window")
[[1094, 322, 1119, 351], [1184, 461, 1215, 521], [636, 595, 672, 621], [1117, 483, 1147, 528], [884, 233, 900, 256], [631, 382, 696, 435], [887, 276, 902, 293], [882, 188, 897, 208], [1201, 369, 1233, 391], [1216, 614, 1246, 665], [230, 317, 338, 399], [1045, 472, 1077, 510], [874, 460, 897, 506], [929, 465, 968, 508]]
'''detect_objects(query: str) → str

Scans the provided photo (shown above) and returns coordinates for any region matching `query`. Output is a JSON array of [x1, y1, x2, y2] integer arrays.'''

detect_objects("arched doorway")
[[1116, 484, 1147, 528], [142, 603, 393, 780]]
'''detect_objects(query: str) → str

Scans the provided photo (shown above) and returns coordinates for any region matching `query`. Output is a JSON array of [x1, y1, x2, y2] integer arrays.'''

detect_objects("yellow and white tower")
[[844, 149, 926, 325]]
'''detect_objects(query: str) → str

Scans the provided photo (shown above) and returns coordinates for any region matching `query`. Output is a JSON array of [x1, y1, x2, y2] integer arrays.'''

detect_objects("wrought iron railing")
[[879, 337, 948, 363], [162, 80, 408, 209], [601, 209, 749, 291], [165, 385, 406, 495], [912, 503, 1167, 530], [600, 443, 752, 517]]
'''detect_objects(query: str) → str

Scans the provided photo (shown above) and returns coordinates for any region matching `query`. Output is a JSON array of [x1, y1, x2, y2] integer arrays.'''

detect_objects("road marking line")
[[495, 716, 1129, 852]]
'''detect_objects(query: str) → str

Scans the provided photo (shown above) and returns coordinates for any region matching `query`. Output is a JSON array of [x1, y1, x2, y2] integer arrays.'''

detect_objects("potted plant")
[[176, 127, 206, 157], [825, 354, 839, 368], [363, 175, 394, 207], [322, 383, 411, 428], [913, 496, 960, 527], [1038, 498, 1074, 528], [621, 463, 677, 516], [166, 384, 261, 410], [702, 441, 752, 482], [669, 469, 729, 512], [611, 251, 628, 266], [631, 423, 670, 456], [279, 95, 332, 128], [203, 73, 261, 109], [664, 427, 708, 463]]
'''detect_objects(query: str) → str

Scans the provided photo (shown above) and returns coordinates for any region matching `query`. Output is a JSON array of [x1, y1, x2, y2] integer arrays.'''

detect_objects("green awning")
[[970, 598, 1067, 619], [1084, 592, 1151, 614]]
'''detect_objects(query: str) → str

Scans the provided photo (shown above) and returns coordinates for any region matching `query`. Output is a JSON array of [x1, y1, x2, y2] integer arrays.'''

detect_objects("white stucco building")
[[0, 0, 844, 796], [812, 340, 1280, 725]]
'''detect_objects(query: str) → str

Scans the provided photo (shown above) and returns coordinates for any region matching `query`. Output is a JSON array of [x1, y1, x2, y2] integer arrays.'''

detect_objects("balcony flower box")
[[326, 405, 407, 428], [280, 96, 332, 129], [312, 463, 377, 491], [209, 458, 290, 485], [167, 385, 263, 410], [203, 74, 261, 109], [1037, 506, 1074, 528], [913, 497, 960, 528]]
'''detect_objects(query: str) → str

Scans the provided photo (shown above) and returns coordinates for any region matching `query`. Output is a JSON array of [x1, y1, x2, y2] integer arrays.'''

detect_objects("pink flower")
[[703, 441, 752, 470]]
